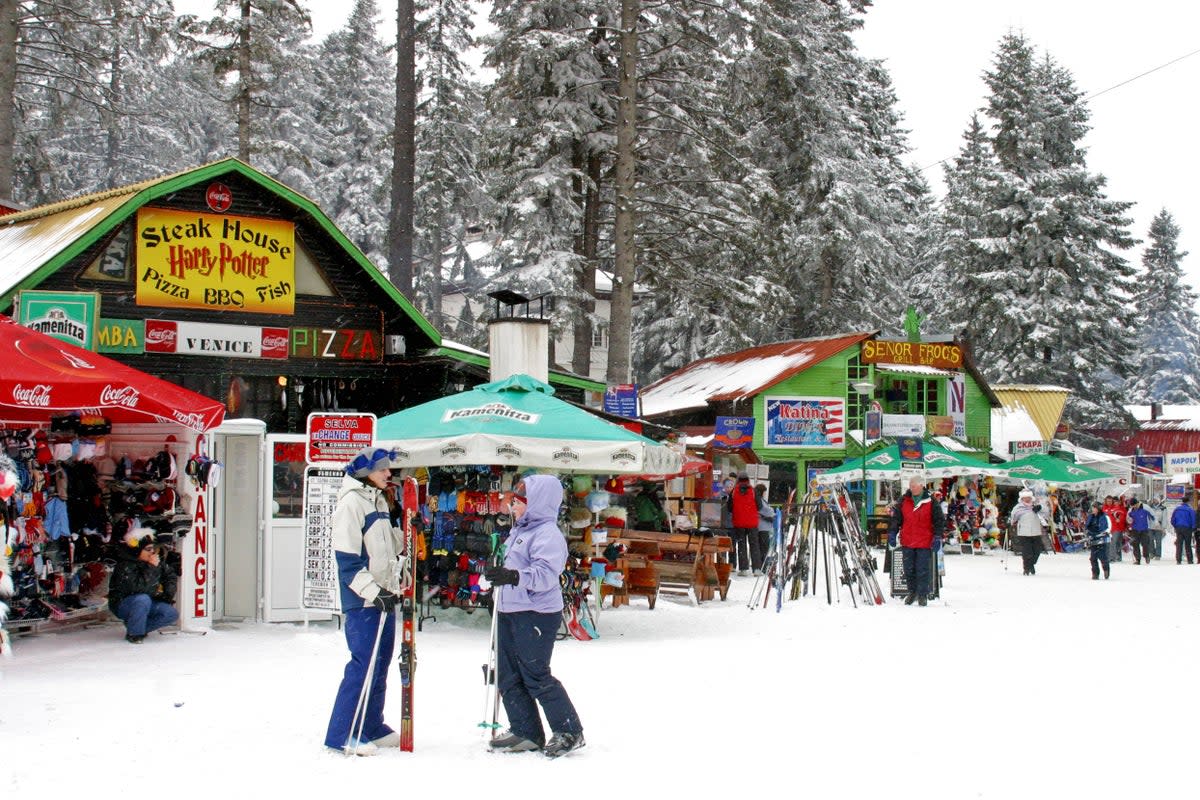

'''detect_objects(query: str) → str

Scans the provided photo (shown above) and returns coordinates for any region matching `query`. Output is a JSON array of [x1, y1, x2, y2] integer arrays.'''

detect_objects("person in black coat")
[[107, 533, 179, 643]]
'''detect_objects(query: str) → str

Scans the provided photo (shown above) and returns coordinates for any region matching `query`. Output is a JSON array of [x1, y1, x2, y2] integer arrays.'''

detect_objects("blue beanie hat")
[[345, 447, 393, 479]]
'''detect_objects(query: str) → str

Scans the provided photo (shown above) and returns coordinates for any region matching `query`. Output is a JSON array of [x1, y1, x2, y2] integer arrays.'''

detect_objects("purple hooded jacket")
[[496, 474, 567, 614]]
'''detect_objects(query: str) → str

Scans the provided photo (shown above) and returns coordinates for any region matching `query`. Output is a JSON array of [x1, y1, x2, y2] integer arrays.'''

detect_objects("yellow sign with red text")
[[135, 208, 296, 314], [861, 339, 963, 369]]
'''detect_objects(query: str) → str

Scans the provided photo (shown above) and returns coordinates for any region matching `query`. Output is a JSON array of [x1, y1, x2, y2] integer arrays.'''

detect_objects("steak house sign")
[[135, 207, 296, 314]]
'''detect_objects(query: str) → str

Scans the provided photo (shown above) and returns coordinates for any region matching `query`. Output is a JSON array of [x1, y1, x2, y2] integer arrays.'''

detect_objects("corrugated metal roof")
[[1128, 404, 1200, 429], [640, 332, 874, 417], [992, 385, 1069, 440], [0, 195, 131, 292]]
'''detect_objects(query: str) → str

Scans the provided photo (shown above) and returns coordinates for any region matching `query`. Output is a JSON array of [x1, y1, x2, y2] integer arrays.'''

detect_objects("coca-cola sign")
[[144, 320, 178, 353], [205, 182, 233, 213], [260, 327, 289, 360], [12, 383, 51, 407], [100, 384, 140, 408]]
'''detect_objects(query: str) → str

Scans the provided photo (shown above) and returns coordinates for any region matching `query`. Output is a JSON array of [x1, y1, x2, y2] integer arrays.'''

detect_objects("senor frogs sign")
[[135, 207, 296, 314]]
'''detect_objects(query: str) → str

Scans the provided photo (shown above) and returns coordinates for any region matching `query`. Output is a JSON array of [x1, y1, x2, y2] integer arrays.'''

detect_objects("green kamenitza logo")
[[27, 307, 86, 347], [442, 402, 540, 424]]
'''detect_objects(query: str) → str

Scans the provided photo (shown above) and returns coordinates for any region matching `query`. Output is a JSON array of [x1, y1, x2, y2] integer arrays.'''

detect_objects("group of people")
[[719, 472, 776, 577], [323, 448, 583, 759]]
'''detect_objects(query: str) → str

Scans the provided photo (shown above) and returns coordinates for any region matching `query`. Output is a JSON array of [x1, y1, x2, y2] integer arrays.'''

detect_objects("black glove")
[[1032, 504, 1042, 512], [484, 567, 520, 586], [372, 588, 399, 612]]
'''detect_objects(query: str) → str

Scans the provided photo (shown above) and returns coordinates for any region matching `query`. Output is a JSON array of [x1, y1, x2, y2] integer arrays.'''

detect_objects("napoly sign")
[[135, 207, 295, 314]]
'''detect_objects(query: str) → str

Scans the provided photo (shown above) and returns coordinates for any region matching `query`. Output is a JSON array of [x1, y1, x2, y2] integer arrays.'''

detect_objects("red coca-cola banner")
[[0, 315, 225, 432]]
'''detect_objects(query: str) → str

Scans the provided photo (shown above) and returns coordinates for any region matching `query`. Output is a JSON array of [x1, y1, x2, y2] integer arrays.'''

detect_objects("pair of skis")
[[398, 477, 419, 752]]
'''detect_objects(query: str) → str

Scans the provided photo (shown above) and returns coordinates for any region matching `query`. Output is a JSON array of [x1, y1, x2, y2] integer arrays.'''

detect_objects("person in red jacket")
[[728, 472, 760, 576], [887, 475, 945, 606]]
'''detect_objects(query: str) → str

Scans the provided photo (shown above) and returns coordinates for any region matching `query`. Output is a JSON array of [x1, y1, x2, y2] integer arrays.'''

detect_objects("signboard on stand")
[[898, 436, 924, 472], [306, 412, 376, 464], [301, 466, 346, 612]]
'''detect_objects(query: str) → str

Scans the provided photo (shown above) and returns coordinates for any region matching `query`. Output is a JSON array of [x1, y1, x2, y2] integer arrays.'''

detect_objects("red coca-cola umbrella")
[[0, 315, 225, 432]]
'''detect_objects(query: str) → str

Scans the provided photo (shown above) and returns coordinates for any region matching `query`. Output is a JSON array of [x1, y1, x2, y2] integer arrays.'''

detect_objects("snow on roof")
[[640, 333, 873, 418], [932, 436, 975, 452], [992, 384, 1070, 393], [875, 363, 955, 377], [439, 338, 488, 358], [1127, 404, 1200, 430], [0, 197, 128, 292], [990, 405, 1043, 457]]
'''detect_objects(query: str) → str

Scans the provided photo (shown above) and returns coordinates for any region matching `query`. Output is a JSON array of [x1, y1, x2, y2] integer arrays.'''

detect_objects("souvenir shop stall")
[[374, 374, 682, 637], [989, 453, 1114, 552], [0, 317, 225, 649]]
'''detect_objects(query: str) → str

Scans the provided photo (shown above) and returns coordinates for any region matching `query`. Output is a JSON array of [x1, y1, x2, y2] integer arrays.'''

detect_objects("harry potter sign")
[[135, 207, 296, 314]]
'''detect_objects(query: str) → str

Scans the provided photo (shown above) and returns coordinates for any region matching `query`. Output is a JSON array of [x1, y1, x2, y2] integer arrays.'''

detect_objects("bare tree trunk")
[[573, 149, 601, 377], [606, 0, 637, 385], [0, 0, 18, 199], [237, 0, 251, 161], [104, 0, 125, 181], [388, 0, 416, 297]]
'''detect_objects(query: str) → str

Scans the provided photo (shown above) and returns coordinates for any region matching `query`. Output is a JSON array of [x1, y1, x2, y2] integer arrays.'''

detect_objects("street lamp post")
[[851, 381, 875, 534]]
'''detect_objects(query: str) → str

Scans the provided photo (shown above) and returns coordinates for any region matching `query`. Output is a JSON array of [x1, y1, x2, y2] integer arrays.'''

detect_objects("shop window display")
[[0, 424, 191, 636]]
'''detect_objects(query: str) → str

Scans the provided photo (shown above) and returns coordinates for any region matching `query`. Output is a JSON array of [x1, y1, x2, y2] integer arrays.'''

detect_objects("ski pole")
[[346, 609, 388, 757]]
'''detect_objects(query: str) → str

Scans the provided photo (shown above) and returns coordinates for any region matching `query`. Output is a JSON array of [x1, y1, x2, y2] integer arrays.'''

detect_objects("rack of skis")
[[749, 484, 884, 611]]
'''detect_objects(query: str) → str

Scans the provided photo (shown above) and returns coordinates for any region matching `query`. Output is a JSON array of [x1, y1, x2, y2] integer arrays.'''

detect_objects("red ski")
[[399, 477, 419, 751]]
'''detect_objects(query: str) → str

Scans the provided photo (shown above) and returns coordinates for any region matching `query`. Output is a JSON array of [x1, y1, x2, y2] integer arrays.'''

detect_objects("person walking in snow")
[[484, 474, 584, 758], [324, 446, 406, 756], [1170, 495, 1195, 564], [887, 475, 944, 606], [1010, 488, 1048, 576], [1148, 496, 1166, 560], [1085, 501, 1112, 580], [1127, 499, 1155, 565], [728, 472, 759, 576]]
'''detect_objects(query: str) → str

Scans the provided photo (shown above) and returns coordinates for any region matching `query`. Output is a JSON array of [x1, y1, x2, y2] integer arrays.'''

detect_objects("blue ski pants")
[[325, 606, 396, 749], [497, 610, 582, 745]]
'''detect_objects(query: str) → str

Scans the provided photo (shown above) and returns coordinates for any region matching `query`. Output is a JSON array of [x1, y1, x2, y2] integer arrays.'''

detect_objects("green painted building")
[[639, 332, 998, 506]]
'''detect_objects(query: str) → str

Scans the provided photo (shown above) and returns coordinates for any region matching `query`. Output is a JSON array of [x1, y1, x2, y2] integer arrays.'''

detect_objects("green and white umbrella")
[[813, 440, 1007, 484], [375, 373, 681, 474], [991, 453, 1114, 490]]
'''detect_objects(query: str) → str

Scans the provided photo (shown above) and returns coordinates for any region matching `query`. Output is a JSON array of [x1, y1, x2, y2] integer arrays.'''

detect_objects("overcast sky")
[[178, 1, 1200, 293], [853, 1, 1200, 291]]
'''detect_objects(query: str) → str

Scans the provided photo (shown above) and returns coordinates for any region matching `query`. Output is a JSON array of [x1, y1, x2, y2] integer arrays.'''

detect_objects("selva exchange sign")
[[135, 207, 296, 314]]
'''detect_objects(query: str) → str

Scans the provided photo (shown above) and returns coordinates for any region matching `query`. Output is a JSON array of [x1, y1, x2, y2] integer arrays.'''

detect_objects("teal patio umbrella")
[[813, 439, 1007, 484], [375, 373, 681, 474]]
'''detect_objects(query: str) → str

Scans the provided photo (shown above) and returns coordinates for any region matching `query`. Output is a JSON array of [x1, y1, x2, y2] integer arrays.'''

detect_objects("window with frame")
[[912, 378, 940, 416], [845, 354, 872, 433], [591, 323, 608, 349]]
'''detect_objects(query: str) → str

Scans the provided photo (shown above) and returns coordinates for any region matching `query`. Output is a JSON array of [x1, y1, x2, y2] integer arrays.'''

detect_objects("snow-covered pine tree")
[[6, 0, 176, 202], [178, 0, 312, 163], [480, 0, 617, 366], [413, 0, 488, 329], [952, 33, 1137, 428], [1127, 210, 1200, 403], [305, 0, 394, 267]]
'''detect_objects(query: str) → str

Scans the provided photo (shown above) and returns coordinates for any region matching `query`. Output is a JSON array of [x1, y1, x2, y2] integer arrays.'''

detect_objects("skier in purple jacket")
[[484, 474, 584, 758]]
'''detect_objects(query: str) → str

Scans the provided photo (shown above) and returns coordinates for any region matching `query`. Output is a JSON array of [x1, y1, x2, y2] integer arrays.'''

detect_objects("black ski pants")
[[1176, 527, 1194, 564], [497, 610, 582, 746], [1089, 545, 1110, 578], [1130, 530, 1153, 564], [732, 527, 755, 571], [1018, 535, 1042, 574], [901, 546, 932, 599]]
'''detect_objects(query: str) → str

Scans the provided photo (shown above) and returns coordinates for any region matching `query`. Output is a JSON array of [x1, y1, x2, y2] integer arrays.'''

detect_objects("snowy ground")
[[3, 543, 1198, 798]]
